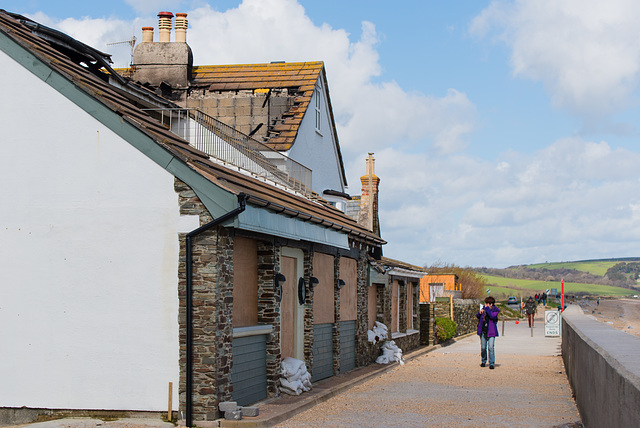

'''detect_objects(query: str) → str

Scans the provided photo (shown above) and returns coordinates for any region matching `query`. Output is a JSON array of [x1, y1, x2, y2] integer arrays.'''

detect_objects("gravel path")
[[276, 319, 582, 428]]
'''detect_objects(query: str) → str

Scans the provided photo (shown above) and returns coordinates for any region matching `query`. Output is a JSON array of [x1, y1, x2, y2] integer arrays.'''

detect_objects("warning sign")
[[545, 310, 560, 337]]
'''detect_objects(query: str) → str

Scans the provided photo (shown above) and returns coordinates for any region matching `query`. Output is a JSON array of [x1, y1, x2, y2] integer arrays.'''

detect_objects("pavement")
[[12, 306, 578, 428]]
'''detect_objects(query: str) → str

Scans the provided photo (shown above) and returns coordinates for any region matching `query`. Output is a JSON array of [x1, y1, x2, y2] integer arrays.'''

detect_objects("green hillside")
[[526, 258, 640, 276], [526, 261, 619, 276], [481, 274, 636, 298]]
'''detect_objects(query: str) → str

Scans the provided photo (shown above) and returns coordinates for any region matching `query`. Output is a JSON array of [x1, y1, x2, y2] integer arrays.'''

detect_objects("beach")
[[576, 298, 640, 338]]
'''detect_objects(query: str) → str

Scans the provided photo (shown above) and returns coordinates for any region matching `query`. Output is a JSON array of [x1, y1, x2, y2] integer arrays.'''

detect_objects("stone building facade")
[[175, 179, 382, 420]]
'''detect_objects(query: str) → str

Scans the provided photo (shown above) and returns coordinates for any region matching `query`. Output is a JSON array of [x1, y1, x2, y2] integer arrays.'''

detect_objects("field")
[[526, 261, 619, 276], [481, 274, 636, 298]]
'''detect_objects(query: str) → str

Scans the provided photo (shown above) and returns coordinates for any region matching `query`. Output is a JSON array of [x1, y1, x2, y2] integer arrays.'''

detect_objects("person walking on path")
[[476, 296, 500, 369], [524, 296, 537, 328]]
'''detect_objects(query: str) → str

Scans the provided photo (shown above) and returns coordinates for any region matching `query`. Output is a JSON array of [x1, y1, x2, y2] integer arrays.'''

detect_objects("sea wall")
[[562, 305, 640, 428]]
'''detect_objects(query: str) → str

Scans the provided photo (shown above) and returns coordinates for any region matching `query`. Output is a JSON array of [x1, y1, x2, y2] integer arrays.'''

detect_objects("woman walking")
[[476, 296, 500, 369], [524, 296, 537, 328]]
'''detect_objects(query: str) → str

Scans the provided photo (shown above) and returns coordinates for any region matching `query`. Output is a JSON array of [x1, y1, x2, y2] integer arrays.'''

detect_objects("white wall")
[[0, 50, 197, 411], [287, 80, 346, 194]]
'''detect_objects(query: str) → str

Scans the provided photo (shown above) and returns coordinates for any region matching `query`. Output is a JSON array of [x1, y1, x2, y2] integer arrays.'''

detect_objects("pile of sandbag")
[[279, 357, 312, 396], [367, 321, 389, 344], [375, 340, 404, 365]]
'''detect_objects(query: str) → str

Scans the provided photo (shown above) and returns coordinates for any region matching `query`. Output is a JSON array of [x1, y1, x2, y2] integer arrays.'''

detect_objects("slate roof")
[[0, 10, 384, 247]]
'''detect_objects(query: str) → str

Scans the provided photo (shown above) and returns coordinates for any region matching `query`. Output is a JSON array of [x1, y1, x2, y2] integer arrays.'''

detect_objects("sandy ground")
[[576, 298, 640, 337]]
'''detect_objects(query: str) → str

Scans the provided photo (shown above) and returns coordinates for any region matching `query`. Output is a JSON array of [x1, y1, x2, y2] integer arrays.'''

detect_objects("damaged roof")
[[190, 62, 348, 188], [0, 10, 384, 247], [191, 62, 326, 151]]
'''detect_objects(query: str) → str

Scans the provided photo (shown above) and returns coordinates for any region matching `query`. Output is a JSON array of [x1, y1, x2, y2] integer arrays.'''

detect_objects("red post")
[[561, 279, 565, 312]]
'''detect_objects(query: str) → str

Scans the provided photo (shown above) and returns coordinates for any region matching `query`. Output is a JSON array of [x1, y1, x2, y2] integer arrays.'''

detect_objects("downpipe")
[[185, 194, 247, 427]]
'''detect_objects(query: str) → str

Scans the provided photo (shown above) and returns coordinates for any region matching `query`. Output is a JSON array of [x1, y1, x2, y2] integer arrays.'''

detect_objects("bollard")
[[531, 323, 533, 337], [502, 319, 505, 336]]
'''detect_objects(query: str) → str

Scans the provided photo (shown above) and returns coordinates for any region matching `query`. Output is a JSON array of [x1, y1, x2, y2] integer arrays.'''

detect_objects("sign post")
[[561, 279, 565, 312], [545, 310, 560, 337]]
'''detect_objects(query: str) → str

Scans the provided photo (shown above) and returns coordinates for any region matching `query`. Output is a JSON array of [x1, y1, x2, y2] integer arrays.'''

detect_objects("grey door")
[[339, 320, 356, 373], [312, 323, 334, 381], [231, 334, 267, 406]]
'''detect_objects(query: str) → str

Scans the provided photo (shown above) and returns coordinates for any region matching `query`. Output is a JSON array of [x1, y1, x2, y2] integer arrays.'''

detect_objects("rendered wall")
[[562, 306, 640, 428], [287, 82, 345, 194], [0, 50, 197, 411]]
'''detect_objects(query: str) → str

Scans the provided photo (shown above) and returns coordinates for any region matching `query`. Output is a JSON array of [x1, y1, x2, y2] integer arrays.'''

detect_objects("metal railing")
[[144, 108, 312, 195]]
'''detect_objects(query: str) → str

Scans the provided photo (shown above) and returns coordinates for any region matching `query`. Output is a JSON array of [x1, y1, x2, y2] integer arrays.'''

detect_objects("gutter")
[[185, 194, 247, 427]]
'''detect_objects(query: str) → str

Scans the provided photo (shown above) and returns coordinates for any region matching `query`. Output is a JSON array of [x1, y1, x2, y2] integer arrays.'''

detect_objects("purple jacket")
[[476, 305, 500, 337]]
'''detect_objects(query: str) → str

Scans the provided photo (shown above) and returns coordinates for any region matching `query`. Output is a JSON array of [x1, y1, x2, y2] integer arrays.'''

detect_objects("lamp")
[[309, 277, 319, 289], [275, 273, 286, 290], [337, 279, 346, 289]]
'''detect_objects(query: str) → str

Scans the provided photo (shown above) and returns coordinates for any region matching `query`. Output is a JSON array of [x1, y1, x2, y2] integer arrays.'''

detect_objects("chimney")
[[358, 153, 381, 236], [141, 27, 154, 43], [175, 13, 188, 43], [158, 11, 173, 42], [131, 11, 193, 93]]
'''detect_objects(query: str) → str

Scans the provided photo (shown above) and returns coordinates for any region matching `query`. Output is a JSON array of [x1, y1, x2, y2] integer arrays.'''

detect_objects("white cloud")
[[378, 137, 640, 267], [470, 0, 640, 119]]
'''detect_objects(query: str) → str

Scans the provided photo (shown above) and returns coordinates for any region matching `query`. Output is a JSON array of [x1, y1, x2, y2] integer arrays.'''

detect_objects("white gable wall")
[[0, 50, 196, 411], [287, 79, 345, 194]]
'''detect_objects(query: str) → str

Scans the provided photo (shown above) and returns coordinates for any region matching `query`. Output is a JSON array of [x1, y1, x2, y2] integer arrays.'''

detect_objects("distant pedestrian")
[[524, 296, 537, 328], [476, 296, 500, 369], [542, 292, 547, 306]]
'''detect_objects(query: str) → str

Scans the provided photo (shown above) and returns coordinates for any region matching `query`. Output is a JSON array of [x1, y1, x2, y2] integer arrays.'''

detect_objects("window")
[[315, 87, 321, 131]]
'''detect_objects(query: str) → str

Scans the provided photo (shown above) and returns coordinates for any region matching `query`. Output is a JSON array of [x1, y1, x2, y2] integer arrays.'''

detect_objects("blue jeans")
[[480, 334, 495, 366]]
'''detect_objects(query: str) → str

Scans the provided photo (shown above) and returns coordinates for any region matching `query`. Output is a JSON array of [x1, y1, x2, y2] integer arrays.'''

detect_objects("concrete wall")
[[562, 306, 640, 428], [0, 49, 198, 411]]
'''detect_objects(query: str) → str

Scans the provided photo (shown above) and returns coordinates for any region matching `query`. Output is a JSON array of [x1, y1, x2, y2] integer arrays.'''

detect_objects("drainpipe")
[[185, 194, 247, 427]]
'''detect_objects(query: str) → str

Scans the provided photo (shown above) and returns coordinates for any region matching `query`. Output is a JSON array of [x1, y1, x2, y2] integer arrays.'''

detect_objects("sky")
[[5, 0, 640, 268]]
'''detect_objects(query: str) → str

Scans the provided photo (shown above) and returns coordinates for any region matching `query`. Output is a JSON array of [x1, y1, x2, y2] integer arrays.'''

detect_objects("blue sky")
[[6, 0, 640, 268]]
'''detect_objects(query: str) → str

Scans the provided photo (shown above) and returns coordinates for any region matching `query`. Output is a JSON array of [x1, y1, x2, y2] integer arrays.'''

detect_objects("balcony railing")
[[144, 108, 312, 195]]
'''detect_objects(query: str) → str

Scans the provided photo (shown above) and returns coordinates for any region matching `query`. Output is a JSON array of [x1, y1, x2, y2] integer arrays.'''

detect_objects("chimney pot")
[[175, 13, 188, 43], [141, 27, 154, 43], [158, 11, 174, 43]]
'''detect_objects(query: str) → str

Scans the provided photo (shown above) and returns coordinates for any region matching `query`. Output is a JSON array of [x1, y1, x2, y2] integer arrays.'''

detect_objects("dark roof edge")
[[244, 194, 385, 246]]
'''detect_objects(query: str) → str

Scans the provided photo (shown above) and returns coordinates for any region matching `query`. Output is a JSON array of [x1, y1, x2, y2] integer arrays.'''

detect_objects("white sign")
[[545, 310, 560, 337]]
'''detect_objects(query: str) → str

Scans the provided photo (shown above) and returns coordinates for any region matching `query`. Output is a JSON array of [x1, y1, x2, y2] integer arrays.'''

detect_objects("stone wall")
[[453, 299, 479, 336], [420, 304, 435, 346], [257, 240, 279, 397], [419, 299, 480, 345], [355, 250, 371, 368], [176, 178, 233, 421]]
